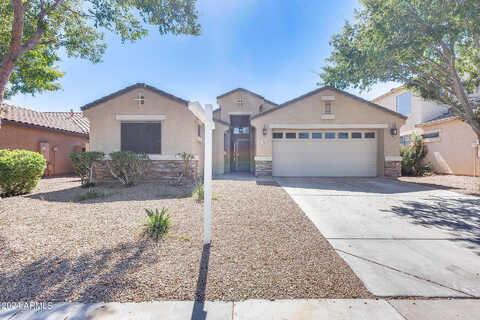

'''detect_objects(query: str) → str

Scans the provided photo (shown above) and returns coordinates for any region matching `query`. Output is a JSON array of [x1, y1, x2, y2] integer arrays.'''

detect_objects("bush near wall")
[[69, 151, 105, 187], [107, 151, 151, 186], [0, 149, 46, 197], [401, 134, 432, 176]]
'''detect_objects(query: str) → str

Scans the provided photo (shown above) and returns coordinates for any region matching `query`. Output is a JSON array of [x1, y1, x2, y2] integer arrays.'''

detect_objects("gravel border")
[[398, 174, 480, 197], [0, 177, 371, 302]]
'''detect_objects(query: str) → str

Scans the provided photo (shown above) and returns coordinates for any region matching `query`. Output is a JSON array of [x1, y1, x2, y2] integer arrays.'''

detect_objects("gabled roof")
[[80, 83, 189, 111], [216, 88, 278, 106], [1, 104, 89, 136], [213, 118, 230, 127], [371, 86, 405, 103], [251, 86, 407, 120], [417, 111, 456, 127]]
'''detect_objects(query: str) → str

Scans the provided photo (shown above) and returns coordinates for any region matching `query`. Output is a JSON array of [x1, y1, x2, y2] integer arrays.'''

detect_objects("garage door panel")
[[272, 135, 377, 177]]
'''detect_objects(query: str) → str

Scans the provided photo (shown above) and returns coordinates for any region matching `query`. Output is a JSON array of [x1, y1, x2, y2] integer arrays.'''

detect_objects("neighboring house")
[[82, 83, 406, 179], [0, 104, 89, 175], [373, 87, 480, 176]]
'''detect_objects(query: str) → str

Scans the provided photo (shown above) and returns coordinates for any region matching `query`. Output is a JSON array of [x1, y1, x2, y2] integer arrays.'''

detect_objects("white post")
[[188, 101, 215, 245], [203, 104, 213, 244]]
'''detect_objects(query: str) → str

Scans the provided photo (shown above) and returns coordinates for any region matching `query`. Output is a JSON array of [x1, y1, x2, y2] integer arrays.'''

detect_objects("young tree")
[[0, 0, 200, 108], [321, 0, 480, 140]]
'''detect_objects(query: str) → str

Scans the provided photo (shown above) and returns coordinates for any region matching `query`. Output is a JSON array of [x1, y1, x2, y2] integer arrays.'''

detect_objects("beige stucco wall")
[[216, 91, 266, 122], [419, 120, 480, 176], [251, 89, 405, 175], [212, 121, 229, 175], [83, 88, 201, 159], [374, 88, 448, 135]]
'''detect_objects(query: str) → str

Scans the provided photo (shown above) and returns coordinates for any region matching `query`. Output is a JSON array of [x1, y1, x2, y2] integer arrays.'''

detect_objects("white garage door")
[[272, 131, 377, 177]]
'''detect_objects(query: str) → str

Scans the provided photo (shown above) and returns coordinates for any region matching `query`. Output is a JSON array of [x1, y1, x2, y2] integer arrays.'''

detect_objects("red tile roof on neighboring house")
[[0, 104, 89, 136]]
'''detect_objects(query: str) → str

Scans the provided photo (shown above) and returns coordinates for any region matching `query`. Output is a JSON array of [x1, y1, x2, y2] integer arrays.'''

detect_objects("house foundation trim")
[[103, 154, 199, 161], [115, 114, 167, 121], [254, 156, 272, 161], [269, 124, 389, 129]]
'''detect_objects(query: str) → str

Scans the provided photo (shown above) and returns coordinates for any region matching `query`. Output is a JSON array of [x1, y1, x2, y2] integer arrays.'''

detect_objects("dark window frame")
[[365, 132, 376, 139], [351, 132, 362, 139], [298, 132, 309, 139], [121, 122, 162, 154], [272, 132, 283, 139], [325, 132, 336, 139], [312, 132, 323, 139], [285, 132, 297, 139], [422, 132, 440, 139], [285, 132, 297, 140]]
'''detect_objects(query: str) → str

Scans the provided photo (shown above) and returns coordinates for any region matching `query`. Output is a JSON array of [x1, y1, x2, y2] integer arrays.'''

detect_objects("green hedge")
[[0, 149, 46, 197]]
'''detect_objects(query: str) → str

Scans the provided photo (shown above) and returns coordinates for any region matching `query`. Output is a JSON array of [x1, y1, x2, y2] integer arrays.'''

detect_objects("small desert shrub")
[[74, 191, 105, 201], [0, 149, 46, 197], [401, 133, 431, 176], [176, 152, 195, 185], [191, 181, 219, 202], [107, 151, 151, 186], [192, 181, 204, 201], [69, 151, 105, 187], [145, 208, 171, 240]]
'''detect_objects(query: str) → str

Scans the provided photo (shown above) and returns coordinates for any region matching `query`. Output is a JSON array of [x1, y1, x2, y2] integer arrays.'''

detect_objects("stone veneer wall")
[[255, 160, 272, 177], [94, 160, 198, 181], [384, 160, 401, 177]]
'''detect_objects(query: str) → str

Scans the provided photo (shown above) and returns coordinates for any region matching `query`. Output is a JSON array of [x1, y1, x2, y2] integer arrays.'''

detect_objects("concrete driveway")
[[276, 177, 480, 297]]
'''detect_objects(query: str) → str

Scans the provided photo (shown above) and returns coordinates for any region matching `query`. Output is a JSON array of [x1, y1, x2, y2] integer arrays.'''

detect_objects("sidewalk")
[[1, 299, 479, 320]]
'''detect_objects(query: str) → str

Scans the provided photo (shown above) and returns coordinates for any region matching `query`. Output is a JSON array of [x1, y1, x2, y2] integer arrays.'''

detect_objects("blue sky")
[[7, 0, 398, 112]]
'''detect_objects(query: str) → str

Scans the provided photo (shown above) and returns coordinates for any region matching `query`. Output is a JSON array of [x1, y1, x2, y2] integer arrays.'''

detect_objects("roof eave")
[[80, 83, 189, 111], [1, 118, 89, 137], [251, 86, 407, 120]]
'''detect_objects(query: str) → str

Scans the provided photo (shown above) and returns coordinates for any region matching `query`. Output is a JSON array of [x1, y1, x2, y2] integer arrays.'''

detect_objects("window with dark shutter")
[[121, 122, 161, 154]]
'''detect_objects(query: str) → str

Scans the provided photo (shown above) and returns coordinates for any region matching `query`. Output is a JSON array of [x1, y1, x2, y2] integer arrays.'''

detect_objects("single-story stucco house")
[[0, 104, 89, 175], [81, 83, 406, 179]]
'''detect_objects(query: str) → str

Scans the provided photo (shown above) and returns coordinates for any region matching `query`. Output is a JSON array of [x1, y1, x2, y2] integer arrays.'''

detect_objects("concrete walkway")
[[276, 177, 480, 298], [1, 299, 480, 320]]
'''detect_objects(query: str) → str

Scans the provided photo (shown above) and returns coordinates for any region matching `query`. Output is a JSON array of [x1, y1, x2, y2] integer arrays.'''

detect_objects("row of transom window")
[[272, 131, 376, 140]]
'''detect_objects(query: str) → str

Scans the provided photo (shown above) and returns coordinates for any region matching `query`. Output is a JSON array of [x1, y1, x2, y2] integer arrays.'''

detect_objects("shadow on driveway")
[[275, 177, 450, 195], [384, 196, 480, 254]]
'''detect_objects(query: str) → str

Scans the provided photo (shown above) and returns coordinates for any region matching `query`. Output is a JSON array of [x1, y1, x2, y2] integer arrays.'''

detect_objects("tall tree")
[[0, 0, 200, 108], [321, 0, 480, 140]]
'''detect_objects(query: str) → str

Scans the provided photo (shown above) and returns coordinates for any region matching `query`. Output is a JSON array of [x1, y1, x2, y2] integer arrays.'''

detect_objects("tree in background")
[[0, 0, 200, 109], [321, 0, 480, 140]]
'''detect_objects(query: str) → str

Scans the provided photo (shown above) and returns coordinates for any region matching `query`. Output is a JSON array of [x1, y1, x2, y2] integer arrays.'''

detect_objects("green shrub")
[[0, 149, 46, 197], [74, 191, 106, 201], [191, 181, 219, 202], [145, 208, 171, 240], [69, 151, 105, 187], [192, 181, 204, 201], [401, 133, 431, 176], [107, 152, 151, 186]]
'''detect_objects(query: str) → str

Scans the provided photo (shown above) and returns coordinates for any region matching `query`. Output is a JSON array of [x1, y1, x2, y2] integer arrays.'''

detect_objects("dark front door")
[[230, 115, 251, 172], [234, 139, 250, 171]]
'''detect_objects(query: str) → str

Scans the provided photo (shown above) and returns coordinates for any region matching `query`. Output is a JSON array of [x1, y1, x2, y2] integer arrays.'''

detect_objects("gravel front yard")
[[0, 176, 370, 302], [398, 174, 480, 197]]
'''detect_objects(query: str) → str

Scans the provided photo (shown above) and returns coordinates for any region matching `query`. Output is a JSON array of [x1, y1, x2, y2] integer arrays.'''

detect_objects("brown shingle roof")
[[0, 104, 89, 136]]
